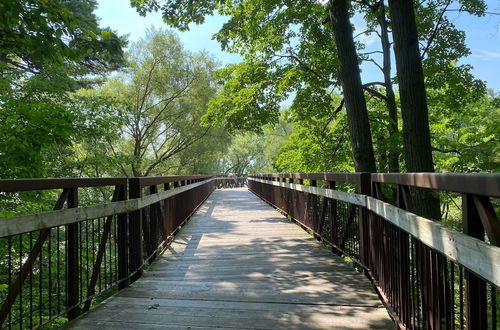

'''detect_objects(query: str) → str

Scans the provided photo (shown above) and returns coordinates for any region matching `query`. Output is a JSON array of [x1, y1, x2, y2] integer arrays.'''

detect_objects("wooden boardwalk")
[[68, 188, 394, 329]]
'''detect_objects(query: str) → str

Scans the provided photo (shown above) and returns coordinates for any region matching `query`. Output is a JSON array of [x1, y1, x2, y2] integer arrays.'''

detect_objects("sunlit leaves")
[[203, 61, 282, 133]]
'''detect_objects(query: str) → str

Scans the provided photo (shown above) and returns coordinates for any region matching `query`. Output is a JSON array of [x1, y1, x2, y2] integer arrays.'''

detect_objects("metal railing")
[[248, 173, 499, 330], [213, 175, 247, 188], [0, 176, 215, 329]]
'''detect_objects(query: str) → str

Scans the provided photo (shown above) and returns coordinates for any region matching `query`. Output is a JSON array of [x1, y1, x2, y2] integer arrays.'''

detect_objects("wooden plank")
[[250, 178, 500, 287], [366, 196, 500, 287], [67, 188, 393, 329], [69, 302, 392, 330], [140, 271, 371, 283]]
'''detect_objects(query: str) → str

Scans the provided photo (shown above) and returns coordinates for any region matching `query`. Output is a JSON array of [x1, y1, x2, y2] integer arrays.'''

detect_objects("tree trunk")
[[388, 0, 441, 220], [378, 1, 399, 173], [328, 0, 377, 173]]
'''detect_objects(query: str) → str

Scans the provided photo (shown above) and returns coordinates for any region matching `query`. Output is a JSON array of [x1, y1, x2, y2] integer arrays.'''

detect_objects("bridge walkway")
[[67, 188, 393, 329]]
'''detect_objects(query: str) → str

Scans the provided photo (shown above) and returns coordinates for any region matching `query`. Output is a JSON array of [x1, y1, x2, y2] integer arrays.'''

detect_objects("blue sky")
[[96, 0, 500, 91]]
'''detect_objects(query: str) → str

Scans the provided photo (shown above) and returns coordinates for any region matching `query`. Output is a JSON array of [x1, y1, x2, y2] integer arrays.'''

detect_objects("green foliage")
[[131, 0, 219, 30], [0, 0, 127, 179], [203, 61, 283, 133], [213, 121, 291, 175], [0, 0, 126, 79], [416, 0, 487, 111], [431, 91, 499, 172], [90, 28, 228, 177], [273, 106, 353, 173], [130, 0, 497, 177], [134, 0, 341, 138], [0, 96, 75, 178]]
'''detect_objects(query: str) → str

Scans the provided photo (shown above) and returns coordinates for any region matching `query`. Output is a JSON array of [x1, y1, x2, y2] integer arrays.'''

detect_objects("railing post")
[[358, 173, 371, 268], [117, 184, 129, 289], [328, 181, 339, 254], [128, 178, 143, 283], [310, 180, 319, 237], [396, 185, 412, 327], [66, 187, 80, 320], [149, 184, 159, 262], [462, 194, 487, 329]]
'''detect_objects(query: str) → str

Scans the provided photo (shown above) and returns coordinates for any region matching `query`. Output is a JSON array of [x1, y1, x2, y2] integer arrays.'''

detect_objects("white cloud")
[[359, 32, 378, 47], [480, 50, 500, 58], [473, 49, 500, 59]]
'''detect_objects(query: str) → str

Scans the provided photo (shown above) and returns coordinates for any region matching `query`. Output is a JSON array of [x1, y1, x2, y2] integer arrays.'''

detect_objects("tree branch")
[[445, 9, 500, 16], [144, 127, 211, 176], [363, 86, 387, 101], [364, 81, 387, 88], [359, 50, 384, 56], [106, 140, 129, 177], [272, 53, 333, 84], [323, 99, 344, 133], [421, 0, 452, 60], [364, 58, 384, 73], [432, 146, 461, 155], [138, 78, 195, 141]]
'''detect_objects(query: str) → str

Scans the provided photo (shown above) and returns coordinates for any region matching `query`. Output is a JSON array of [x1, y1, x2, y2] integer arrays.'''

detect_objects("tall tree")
[[132, 0, 377, 172], [388, 0, 440, 219], [328, 0, 376, 172], [102, 29, 220, 177], [376, 0, 400, 173], [0, 0, 126, 179]]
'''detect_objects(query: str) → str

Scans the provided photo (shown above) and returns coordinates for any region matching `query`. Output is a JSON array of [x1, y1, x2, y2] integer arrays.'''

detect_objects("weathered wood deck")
[[67, 188, 394, 329]]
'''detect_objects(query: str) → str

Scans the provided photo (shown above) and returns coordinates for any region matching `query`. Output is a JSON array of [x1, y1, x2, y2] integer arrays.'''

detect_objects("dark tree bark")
[[328, 0, 377, 173], [378, 1, 399, 173], [388, 0, 441, 219]]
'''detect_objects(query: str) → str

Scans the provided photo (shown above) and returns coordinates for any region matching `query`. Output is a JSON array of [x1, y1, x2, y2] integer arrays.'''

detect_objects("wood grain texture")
[[366, 196, 500, 287], [250, 178, 500, 287], [0, 179, 213, 237], [66, 188, 394, 329]]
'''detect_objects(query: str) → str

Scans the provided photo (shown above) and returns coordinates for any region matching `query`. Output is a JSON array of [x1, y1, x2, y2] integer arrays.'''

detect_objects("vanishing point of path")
[[67, 188, 394, 329]]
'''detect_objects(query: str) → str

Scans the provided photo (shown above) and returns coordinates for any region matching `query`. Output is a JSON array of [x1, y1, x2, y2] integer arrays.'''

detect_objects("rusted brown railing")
[[0, 175, 215, 329], [248, 173, 499, 330], [214, 175, 247, 188]]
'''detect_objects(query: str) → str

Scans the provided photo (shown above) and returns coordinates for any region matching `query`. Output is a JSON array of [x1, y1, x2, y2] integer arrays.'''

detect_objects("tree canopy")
[[0, 0, 497, 183]]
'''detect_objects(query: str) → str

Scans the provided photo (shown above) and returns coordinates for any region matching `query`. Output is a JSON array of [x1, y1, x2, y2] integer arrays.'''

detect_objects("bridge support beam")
[[117, 184, 129, 289], [463, 194, 488, 329], [67, 188, 81, 320], [129, 178, 143, 283]]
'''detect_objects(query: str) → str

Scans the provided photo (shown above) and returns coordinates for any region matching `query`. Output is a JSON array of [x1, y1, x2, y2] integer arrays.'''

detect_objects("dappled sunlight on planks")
[[67, 188, 394, 329]]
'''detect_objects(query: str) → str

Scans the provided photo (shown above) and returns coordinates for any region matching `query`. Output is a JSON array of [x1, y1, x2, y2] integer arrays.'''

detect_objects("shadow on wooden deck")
[[66, 188, 394, 330]]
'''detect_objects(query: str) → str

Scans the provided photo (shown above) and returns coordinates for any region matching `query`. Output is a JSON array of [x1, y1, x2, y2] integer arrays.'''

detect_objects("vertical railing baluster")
[[67, 187, 80, 320], [310, 179, 318, 237], [128, 178, 143, 283], [328, 181, 338, 253], [358, 173, 370, 269], [117, 184, 129, 289], [149, 184, 159, 263], [396, 185, 412, 327], [462, 193, 488, 329]]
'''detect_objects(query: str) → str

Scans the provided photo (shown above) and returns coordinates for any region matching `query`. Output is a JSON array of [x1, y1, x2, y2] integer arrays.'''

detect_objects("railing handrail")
[[0, 178, 214, 237], [0, 175, 215, 192], [371, 172, 500, 197], [0, 177, 129, 192], [0, 174, 217, 329], [250, 172, 363, 184], [248, 177, 500, 288], [248, 172, 499, 329], [250, 172, 500, 196], [131, 175, 213, 187]]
